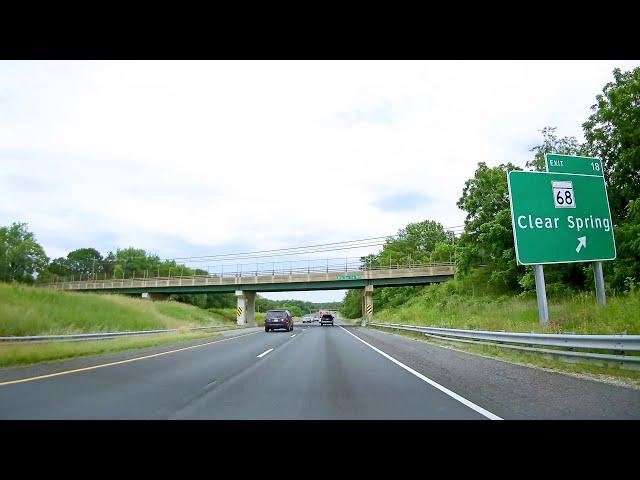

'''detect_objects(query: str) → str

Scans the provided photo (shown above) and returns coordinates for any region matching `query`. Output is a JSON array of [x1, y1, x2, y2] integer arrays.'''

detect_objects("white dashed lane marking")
[[257, 348, 274, 358]]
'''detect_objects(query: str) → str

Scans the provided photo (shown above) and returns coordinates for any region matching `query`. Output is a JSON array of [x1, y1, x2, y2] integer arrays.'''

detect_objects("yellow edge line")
[[0, 330, 261, 387]]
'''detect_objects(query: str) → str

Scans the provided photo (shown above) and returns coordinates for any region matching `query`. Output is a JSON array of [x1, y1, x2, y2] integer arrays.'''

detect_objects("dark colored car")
[[265, 309, 294, 332], [320, 313, 334, 326]]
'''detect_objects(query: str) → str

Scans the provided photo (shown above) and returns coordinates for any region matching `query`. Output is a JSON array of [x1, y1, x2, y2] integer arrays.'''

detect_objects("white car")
[[302, 316, 313, 323]]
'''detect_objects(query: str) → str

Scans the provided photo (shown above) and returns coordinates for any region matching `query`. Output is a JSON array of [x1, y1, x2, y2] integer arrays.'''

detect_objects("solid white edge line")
[[257, 348, 274, 358], [338, 326, 502, 420]]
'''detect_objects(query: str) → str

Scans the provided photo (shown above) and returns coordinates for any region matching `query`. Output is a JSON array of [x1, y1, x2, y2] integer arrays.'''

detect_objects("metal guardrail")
[[0, 324, 240, 343], [371, 323, 640, 351], [370, 322, 640, 366]]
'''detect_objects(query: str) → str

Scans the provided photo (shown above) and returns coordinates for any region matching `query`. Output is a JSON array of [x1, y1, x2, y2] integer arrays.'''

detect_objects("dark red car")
[[264, 309, 294, 332]]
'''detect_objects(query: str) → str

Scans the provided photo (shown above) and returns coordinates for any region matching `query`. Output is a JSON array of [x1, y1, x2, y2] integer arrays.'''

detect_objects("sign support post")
[[593, 261, 606, 305], [534, 264, 549, 325]]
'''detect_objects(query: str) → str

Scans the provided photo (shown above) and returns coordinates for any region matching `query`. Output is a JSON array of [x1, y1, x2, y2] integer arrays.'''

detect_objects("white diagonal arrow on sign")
[[576, 236, 587, 253]]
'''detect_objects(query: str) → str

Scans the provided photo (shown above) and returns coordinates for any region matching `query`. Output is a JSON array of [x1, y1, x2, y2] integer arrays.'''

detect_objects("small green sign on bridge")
[[337, 274, 361, 280]]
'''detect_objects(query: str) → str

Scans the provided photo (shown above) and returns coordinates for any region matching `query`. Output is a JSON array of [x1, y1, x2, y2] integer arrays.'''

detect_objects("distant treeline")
[[0, 228, 343, 313], [169, 290, 340, 316], [170, 292, 340, 316]]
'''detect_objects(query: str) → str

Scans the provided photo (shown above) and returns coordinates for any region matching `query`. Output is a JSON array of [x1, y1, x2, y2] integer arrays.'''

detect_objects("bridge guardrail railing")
[[369, 322, 640, 367], [44, 261, 457, 290]]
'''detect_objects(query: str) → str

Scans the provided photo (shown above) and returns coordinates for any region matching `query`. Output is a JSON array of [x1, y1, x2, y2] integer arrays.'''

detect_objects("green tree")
[[608, 199, 640, 291], [205, 292, 236, 309], [45, 257, 71, 278], [342, 219, 453, 316], [431, 241, 455, 263], [171, 293, 208, 309], [66, 248, 104, 278], [0, 222, 49, 283], [456, 162, 522, 290], [102, 251, 117, 278], [111, 248, 167, 279], [367, 220, 449, 269], [360, 253, 378, 270], [583, 66, 640, 223], [340, 289, 363, 319], [527, 126, 582, 171]]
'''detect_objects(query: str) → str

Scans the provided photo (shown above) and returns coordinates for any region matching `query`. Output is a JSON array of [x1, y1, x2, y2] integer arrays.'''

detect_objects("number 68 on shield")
[[552, 180, 576, 209]]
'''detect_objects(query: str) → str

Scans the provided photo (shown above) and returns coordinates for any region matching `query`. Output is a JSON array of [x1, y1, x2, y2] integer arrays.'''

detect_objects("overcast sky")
[[1, 60, 638, 302]]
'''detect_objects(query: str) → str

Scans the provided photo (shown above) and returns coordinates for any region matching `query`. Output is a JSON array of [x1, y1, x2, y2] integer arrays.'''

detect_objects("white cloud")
[[1, 60, 638, 301]]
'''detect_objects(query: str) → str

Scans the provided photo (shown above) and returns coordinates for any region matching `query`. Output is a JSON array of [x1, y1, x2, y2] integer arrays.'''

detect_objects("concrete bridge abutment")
[[362, 284, 373, 326], [236, 290, 256, 326]]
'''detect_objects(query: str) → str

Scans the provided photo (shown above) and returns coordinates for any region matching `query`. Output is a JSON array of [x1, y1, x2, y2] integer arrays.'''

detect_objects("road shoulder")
[[352, 325, 640, 419]]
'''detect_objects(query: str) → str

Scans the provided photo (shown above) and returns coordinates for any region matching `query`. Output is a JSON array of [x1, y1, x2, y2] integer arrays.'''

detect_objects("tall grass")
[[0, 283, 232, 336], [155, 302, 235, 326], [207, 308, 238, 323], [374, 271, 640, 334]]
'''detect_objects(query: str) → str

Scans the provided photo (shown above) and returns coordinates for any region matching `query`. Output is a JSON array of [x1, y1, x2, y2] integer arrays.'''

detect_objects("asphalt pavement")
[[0, 320, 638, 419]]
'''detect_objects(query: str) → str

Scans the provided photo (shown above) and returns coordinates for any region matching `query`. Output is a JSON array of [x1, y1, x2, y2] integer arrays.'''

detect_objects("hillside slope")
[[372, 269, 640, 335], [0, 283, 236, 336]]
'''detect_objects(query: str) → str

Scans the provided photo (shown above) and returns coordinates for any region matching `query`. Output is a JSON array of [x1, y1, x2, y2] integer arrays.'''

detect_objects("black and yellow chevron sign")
[[366, 304, 373, 315], [237, 307, 243, 317]]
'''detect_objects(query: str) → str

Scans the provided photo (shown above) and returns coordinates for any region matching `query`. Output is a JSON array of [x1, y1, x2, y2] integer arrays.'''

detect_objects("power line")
[[182, 243, 388, 265], [91, 224, 467, 265], [172, 235, 393, 260], [178, 240, 389, 263], [173, 225, 465, 262]]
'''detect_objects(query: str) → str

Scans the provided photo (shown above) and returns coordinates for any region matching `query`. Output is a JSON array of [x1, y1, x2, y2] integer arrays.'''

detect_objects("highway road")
[[1, 321, 639, 419]]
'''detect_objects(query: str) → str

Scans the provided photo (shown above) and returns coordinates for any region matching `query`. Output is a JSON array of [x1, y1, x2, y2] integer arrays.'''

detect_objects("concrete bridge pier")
[[362, 285, 373, 327], [236, 290, 256, 326]]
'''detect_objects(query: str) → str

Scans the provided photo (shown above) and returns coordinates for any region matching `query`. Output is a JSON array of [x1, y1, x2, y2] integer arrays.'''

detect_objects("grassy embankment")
[[0, 283, 244, 367], [374, 268, 640, 335], [369, 268, 640, 387], [209, 308, 266, 325]]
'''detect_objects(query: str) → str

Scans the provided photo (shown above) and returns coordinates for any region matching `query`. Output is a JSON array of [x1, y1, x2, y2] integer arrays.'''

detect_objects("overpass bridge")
[[46, 261, 456, 327]]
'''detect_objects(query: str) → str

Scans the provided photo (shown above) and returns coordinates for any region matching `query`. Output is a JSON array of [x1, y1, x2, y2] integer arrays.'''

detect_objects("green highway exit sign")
[[546, 153, 603, 176], [507, 171, 616, 265], [337, 274, 360, 280]]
